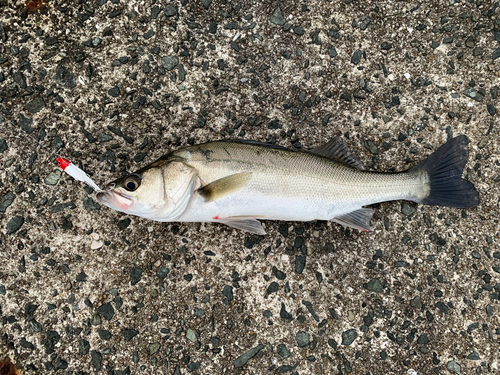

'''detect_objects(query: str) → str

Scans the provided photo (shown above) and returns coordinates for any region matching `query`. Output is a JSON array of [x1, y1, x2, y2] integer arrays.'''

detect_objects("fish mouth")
[[96, 188, 134, 211]]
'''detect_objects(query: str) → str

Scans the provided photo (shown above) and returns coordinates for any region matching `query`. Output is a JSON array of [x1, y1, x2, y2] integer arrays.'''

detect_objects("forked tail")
[[410, 135, 479, 208]]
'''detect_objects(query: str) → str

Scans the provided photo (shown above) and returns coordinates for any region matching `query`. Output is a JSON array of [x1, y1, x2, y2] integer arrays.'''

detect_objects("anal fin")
[[330, 208, 374, 232], [218, 217, 266, 235]]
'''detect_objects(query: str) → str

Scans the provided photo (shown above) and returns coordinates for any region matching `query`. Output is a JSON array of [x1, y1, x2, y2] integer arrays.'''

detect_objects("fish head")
[[96, 160, 197, 221]]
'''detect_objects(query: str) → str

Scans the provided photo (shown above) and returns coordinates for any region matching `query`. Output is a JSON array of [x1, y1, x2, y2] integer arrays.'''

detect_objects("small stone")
[[163, 5, 178, 17], [0, 191, 15, 212], [365, 278, 383, 293], [465, 36, 476, 48], [351, 49, 362, 64], [381, 41, 392, 50], [234, 344, 264, 368], [186, 328, 198, 343], [131, 267, 143, 285], [267, 282, 279, 294], [295, 255, 306, 274], [161, 56, 179, 71], [222, 285, 233, 302], [24, 97, 45, 114], [487, 104, 496, 116], [118, 218, 131, 229], [431, 41, 440, 49], [79, 339, 90, 355], [98, 330, 112, 340], [97, 303, 114, 321], [277, 344, 290, 358], [446, 360, 461, 374], [417, 333, 429, 344], [156, 267, 170, 279], [6, 216, 24, 234], [467, 351, 480, 360], [201, 0, 212, 10], [492, 47, 500, 61], [18, 114, 34, 134], [108, 86, 120, 97], [295, 331, 310, 347], [44, 170, 61, 185], [293, 26, 305, 36], [53, 65, 76, 89], [270, 6, 286, 26], [410, 296, 422, 309], [148, 342, 160, 355], [401, 202, 417, 216], [341, 329, 358, 345], [91, 350, 102, 371], [123, 328, 139, 341], [364, 140, 378, 155], [280, 303, 293, 320], [83, 197, 100, 211], [0, 139, 7, 153]]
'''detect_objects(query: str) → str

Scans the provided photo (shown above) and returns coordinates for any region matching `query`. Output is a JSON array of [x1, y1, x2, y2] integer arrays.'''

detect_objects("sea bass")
[[96, 136, 479, 235]]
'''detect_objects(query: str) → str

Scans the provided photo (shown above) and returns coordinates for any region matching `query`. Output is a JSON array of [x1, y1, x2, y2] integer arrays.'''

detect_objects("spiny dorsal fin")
[[330, 208, 374, 232], [310, 137, 365, 170], [197, 172, 252, 202]]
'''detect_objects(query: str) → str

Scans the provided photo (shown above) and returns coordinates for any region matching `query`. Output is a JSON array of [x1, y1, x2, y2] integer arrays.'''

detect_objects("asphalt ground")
[[0, 0, 499, 374]]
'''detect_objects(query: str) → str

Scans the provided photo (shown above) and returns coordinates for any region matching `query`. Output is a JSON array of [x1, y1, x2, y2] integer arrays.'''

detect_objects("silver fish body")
[[96, 136, 479, 234]]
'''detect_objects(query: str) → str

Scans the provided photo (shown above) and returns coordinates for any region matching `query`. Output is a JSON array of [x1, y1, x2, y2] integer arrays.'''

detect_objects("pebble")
[[24, 97, 45, 114], [83, 197, 100, 211], [234, 344, 264, 368], [341, 329, 357, 345], [277, 343, 291, 358], [295, 255, 306, 274], [97, 302, 114, 321], [351, 49, 362, 64], [186, 328, 198, 343], [365, 278, 383, 293], [91, 350, 102, 371], [6, 216, 24, 234], [270, 6, 286, 26], [163, 5, 178, 17], [161, 56, 179, 71], [446, 360, 461, 374], [295, 331, 310, 347], [0, 139, 7, 153], [123, 328, 139, 341], [44, 171, 61, 185], [148, 342, 160, 355], [53, 65, 76, 89], [401, 203, 417, 216], [131, 267, 143, 285], [0, 191, 15, 212]]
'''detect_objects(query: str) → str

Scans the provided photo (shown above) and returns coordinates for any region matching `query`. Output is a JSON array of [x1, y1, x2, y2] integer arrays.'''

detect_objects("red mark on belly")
[[213, 215, 219, 220]]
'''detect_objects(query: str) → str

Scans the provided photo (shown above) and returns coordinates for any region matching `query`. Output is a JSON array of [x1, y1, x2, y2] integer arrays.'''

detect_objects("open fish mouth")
[[96, 188, 134, 211]]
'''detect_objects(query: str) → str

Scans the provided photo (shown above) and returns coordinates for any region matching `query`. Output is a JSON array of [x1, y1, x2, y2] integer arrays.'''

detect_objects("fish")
[[96, 135, 479, 235]]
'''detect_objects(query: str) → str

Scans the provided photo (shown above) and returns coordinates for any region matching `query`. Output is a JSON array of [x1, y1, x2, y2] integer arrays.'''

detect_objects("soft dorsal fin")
[[330, 208, 374, 232], [197, 172, 252, 202], [310, 137, 365, 170]]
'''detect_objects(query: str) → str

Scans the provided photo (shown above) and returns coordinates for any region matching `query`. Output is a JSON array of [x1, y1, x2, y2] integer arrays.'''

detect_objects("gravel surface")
[[1, 0, 499, 374]]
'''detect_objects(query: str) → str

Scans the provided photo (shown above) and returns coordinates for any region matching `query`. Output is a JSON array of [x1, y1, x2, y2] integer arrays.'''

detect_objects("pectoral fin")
[[219, 217, 266, 235], [197, 172, 252, 202], [330, 208, 374, 232]]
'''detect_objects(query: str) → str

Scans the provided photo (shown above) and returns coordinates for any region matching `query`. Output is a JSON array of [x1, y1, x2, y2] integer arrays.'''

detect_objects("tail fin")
[[411, 135, 479, 208]]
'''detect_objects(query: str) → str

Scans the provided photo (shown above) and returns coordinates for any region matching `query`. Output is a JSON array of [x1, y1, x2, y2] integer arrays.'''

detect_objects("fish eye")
[[123, 174, 141, 191]]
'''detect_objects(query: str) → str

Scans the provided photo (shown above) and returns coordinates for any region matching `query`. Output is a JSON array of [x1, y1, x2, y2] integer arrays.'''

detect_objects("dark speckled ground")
[[1, 0, 499, 374]]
